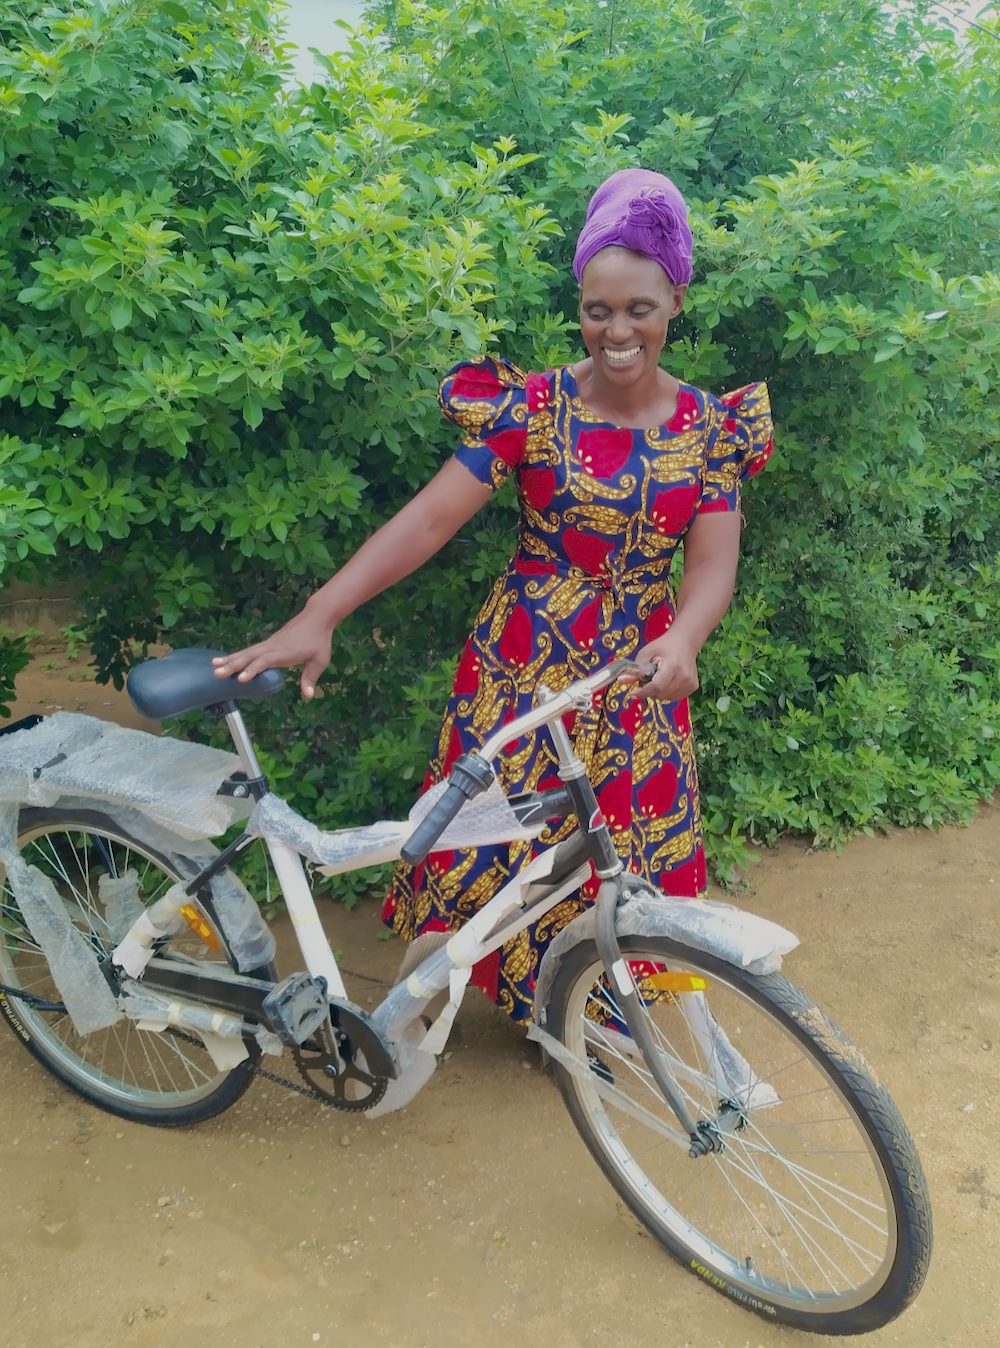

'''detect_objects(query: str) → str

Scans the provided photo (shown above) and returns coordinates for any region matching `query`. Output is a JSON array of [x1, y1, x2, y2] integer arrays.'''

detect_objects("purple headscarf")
[[572, 168, 693, 288]]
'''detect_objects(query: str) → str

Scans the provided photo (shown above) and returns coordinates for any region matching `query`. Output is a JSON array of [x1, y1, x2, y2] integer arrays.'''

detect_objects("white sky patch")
[[280, 0, 365, 83], [276, 1, 997, 87]]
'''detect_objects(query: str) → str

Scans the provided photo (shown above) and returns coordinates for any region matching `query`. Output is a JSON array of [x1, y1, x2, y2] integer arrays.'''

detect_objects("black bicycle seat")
[[127, 647, 284, 721]]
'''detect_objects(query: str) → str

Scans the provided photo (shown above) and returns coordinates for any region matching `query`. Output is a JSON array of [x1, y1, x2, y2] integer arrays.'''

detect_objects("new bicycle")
[[0, 649, 931, 1334]]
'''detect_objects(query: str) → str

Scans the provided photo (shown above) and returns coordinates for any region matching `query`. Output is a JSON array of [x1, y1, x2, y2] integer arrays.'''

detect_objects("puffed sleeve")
[[439, 356, 528, 491], [696, 382, 774, 515]]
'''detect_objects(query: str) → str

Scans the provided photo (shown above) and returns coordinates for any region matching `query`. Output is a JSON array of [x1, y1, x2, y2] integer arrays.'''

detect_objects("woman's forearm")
[[669, 514, 742, 652]]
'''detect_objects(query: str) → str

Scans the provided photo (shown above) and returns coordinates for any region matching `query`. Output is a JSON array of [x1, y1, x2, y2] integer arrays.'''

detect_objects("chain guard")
[[291, 1040, 388, 1112]]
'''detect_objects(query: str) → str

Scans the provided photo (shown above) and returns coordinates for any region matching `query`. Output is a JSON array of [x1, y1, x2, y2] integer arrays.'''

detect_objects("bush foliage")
[[1, 0, 997, 889]]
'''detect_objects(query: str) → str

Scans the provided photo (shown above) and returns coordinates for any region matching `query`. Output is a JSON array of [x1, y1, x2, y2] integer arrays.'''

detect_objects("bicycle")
[[0, 648, 931, 1335]]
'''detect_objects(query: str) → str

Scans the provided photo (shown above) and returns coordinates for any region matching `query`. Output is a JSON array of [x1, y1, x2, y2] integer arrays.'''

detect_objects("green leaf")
[[110, 297, 132, 331]]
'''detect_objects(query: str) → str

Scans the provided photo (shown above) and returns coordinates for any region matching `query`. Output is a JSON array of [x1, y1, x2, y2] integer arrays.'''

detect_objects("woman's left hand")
[[620, 629, 700, 703]]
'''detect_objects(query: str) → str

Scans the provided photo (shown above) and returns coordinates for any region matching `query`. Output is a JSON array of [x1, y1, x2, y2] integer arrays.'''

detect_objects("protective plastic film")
[[246, 777, 545, 877], [119, 983, 283, 1066], [533, 882, 799, 1022], [207, 868, 276, 971], [246, 792, 407, 873], [0, 841, 122, 1036], [0, 712, 251, 839], [408, 778, 544, 849], [98, 868, 145, 944], [3, 793, 274, 983]]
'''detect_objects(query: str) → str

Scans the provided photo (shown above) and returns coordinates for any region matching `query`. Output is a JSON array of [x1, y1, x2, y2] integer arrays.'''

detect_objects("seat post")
[[223, 705, 265, 782]]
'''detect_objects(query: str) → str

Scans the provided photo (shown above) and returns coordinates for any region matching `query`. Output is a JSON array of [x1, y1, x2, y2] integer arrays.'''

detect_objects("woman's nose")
[[606, 312, 632, 343]]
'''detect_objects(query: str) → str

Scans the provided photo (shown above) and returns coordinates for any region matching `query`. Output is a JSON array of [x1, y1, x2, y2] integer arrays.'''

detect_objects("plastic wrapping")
[[119, 983, 283, 1066], [0, 712, 251, 839], [681, 988, 779, 1107], [358, 1023, 438, 1118], [4, 793, 274, 980], [207, 868, 276, 971], [408, 777, 545, 850], [247, 792, 406, 873], [533, 882, 799, 1023], [98, 868, 146, 944], [0, 841, 122, 1036], [111, 883, 188, 978], [578, 998, 778, 1108], [247, 777, 544, 877]]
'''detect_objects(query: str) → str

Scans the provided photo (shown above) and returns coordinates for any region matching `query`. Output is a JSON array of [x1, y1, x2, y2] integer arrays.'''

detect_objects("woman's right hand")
[[212, 606, 335, 700]]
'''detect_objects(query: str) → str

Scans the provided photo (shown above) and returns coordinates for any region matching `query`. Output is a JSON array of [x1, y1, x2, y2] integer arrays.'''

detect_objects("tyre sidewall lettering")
[[0, 992, 32, 1043], [689, 1259, 777, 1314]]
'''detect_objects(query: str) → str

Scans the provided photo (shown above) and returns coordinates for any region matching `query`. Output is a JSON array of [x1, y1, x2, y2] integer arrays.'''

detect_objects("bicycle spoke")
[[553, 940, 904, 1315], [1, 821, 249, 1115]]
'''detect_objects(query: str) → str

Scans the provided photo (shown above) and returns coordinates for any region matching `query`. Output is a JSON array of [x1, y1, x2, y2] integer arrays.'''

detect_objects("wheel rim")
[[560, 947, 898, 1313], [0, 822, 238, 1111]]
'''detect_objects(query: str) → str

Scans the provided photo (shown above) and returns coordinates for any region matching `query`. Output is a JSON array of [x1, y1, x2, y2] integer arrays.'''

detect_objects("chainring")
[[291, 1040, 388, 1113]]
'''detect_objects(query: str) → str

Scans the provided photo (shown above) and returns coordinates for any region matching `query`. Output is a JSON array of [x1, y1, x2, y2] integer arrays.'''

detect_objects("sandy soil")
[[0, 644, 997, 1348]]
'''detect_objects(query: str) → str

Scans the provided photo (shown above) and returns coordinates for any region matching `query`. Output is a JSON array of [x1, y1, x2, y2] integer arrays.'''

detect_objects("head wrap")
[[572, 168, 693, 287]]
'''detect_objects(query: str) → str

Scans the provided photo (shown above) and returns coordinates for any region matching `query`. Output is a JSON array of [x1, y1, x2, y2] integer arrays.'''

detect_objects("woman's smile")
[[603, 344, 643, 367]]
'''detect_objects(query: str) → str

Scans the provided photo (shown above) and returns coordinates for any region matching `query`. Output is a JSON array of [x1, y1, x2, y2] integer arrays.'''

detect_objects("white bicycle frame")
[[222, 662, 630, 1038], [102, 653, 789, 1129]]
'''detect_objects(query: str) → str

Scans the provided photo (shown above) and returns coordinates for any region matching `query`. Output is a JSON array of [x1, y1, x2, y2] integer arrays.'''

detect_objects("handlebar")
[[399, 780, 471, 867], [399, 659, 654, 865], [476, 657, 653, 762], [400, 749, 497, 866]]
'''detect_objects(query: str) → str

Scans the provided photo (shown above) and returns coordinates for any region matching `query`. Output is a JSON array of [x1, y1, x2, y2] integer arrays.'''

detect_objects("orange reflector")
[[179, 904, 220, 950], [645, 971, 708, 993]]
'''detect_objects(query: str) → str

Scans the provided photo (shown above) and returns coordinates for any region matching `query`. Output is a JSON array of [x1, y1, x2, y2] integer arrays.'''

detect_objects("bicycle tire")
[[544, 934, 931, 1334], [0, 807, 273, 1126]]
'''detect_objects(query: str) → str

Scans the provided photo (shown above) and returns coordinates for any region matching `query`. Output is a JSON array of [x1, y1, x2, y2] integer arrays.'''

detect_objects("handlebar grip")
[[400, 781, 472, 866], [400, 752, 495, 867]]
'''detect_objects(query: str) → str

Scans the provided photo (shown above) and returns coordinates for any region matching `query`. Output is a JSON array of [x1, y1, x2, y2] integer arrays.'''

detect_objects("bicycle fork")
[[543, 696, 726, 1159]]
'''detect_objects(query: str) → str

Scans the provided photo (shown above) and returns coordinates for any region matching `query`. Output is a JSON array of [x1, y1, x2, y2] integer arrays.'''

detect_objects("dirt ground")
[[0, 643, 997, 1348]]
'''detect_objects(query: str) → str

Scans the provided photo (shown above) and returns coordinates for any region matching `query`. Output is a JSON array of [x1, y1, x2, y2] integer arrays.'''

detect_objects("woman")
[[214, 168, 773, 1021]]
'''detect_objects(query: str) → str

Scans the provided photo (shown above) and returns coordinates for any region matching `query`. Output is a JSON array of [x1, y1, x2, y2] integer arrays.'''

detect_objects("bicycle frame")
[[109, 649, 779, 1152], [205, 664, 639, 1042]]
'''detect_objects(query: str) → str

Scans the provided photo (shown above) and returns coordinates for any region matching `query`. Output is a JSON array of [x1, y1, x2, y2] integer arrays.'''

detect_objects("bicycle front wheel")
[[544, 935, 931, 1335], [0, 808, 271, 1126]]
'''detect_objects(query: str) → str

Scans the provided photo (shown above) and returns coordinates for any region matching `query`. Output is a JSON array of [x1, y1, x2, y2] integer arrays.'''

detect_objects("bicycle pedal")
[[262, 972, 329, 1046]]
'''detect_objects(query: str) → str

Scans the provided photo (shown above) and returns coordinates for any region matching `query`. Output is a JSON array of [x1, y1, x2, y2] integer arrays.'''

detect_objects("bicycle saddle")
[[127, 647, 284, 720]]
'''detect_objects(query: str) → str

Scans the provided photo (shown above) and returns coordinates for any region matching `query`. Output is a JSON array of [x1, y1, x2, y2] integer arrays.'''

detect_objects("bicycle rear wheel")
[[544, 935, 931, 1334], [0, 808, 271, 1126]]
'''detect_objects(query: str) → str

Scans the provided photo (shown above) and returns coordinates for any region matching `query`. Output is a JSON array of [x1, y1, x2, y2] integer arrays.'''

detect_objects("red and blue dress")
[[383, 358, 773, 1021]]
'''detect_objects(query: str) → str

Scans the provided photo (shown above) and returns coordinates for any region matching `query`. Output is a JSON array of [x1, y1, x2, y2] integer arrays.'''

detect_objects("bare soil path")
[[1, 645, 997, 1347]]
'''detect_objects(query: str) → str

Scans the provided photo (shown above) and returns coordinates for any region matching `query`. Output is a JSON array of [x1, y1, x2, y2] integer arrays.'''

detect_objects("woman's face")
[[579, 247, 686, 384]]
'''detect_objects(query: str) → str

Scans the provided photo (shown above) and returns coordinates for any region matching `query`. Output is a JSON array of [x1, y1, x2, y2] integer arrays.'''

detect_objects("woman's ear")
[[670, 284, 688, 318]]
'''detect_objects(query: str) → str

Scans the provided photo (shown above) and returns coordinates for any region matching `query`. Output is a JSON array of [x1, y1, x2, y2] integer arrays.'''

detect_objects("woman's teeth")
[[604, 346, 641, 364]]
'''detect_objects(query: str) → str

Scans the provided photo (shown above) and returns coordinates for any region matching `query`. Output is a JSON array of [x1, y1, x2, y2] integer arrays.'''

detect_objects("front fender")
[[533, 878, 798, 1023]]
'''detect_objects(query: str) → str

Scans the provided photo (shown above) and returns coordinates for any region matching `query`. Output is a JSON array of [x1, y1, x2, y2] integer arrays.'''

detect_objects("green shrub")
[[1, 0, 997, 896]]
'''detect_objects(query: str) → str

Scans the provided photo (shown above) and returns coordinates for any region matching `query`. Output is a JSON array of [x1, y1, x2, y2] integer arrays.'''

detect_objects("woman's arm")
[[213, 458, 490, 698], [627, 511, 742, 703]]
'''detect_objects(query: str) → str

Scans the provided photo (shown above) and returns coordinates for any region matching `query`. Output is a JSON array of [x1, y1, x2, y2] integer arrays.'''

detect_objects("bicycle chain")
[[1, 979, 382, 1113], [164, 1025, 377, 1111], [0, 981, 65, 1014], [253, 1059, 380, 1111]]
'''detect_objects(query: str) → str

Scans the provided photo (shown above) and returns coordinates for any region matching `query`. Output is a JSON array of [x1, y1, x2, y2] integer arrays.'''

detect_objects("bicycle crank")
[[288, 999, 396, 1112], [290, 1040, 388, 1112]]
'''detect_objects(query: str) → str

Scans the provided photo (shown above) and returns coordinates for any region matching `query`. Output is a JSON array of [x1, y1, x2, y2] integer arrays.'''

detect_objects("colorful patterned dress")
[[382, 358, 773, 1021]]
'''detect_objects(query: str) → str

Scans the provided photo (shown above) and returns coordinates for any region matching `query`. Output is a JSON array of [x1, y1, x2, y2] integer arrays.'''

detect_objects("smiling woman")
[[215, 167, 773, 1022], [576, 249, 686, 425]]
